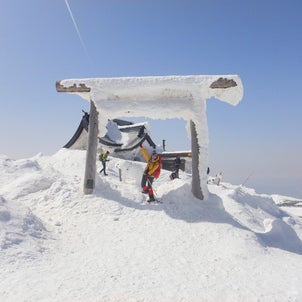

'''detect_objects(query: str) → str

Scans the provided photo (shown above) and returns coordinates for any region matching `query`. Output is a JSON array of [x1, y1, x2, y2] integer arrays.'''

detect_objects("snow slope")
[[0, 149, 302, 302]]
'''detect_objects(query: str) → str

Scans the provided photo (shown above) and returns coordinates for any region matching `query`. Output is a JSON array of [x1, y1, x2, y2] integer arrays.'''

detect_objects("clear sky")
[[1, 0, 301, 198]]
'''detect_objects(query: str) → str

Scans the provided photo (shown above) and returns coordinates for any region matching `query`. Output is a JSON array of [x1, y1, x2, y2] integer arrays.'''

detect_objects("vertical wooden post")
[[83, 100, 99, 194], [118, 168, 122, 182], [190, 120, 204, 200]]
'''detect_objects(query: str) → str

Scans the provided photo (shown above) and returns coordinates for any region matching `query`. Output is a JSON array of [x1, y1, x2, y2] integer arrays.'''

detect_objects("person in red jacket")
[[140, 145, 161, 202]]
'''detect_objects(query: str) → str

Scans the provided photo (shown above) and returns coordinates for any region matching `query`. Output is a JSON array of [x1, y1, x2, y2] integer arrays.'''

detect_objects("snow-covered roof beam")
[[56, 75, 242, 105], [56, 75, 243, 199]]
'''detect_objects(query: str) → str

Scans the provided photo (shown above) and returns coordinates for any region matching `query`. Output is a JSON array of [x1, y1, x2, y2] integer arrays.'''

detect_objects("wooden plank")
[[56, 81, 91, 92]]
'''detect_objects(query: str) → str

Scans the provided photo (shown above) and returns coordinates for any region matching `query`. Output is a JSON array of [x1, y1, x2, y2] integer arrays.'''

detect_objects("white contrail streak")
[[64, 0, 92, 65]]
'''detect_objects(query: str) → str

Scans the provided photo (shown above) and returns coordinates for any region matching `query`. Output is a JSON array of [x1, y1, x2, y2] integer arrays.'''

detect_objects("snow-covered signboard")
[[56, 75, 243, 199]]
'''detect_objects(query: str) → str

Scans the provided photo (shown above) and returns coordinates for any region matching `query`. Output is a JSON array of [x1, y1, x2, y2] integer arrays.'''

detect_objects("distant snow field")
[[0, 149, 302, 302]]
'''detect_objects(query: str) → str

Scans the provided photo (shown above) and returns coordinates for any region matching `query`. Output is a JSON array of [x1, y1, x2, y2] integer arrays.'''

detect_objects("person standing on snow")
[[140, 144, 161, 202], [215, 172, 222, 186], [174, 155, 181, 178], [99, 151, 110, 175]]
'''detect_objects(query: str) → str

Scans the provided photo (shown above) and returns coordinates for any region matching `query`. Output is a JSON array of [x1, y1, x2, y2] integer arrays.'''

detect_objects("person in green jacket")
[[99, 151, 110, 175]]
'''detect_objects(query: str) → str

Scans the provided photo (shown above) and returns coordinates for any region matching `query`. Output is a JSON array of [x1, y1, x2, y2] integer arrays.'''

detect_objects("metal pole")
[[83, 100, 99, 194]]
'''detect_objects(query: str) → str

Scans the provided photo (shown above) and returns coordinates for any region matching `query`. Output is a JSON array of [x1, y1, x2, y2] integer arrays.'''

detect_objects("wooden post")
[[190, 120, 204, 200], [118, 168, 122, 182], [83, 100, 99, 194]]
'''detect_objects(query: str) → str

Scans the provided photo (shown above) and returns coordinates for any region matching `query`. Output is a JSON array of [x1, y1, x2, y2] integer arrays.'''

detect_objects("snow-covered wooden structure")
[[56, 75, 243, 199]]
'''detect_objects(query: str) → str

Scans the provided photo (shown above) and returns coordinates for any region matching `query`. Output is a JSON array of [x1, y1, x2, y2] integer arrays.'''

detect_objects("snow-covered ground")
[[1, 149, 302, 302]]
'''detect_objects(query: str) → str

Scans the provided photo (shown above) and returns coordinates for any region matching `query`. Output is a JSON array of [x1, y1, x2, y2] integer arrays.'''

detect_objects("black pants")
[[141, 174, 154, 189], [175, 165, 180, 178], [141, 174, 154, 199], [99, 161, 107, 175]]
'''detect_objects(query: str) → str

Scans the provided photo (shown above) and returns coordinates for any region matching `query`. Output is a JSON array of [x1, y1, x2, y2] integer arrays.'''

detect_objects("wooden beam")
[[83, 100, 98, 194], [210, 77, 237, 89], [160, 152, 192, 158], [190, 120, 204, 200], [56, 81, 91, 93]]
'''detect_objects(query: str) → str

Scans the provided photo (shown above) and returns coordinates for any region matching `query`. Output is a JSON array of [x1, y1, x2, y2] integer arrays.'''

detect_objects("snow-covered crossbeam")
[[56, 76, 242, 129], [56, 75, 243, 199]]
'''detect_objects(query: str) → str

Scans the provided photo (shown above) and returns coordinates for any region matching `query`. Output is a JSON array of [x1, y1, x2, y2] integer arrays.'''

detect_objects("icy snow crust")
[[1, 149, 302, 302], [60, 75, 243, 198]]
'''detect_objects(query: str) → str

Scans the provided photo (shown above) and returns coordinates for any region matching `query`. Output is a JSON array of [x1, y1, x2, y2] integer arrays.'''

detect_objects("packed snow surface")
[[1, 149, 302, 302]]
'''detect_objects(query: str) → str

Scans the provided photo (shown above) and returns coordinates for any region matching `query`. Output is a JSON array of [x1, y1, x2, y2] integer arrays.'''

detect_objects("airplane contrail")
[[64, 0, 92, 65]]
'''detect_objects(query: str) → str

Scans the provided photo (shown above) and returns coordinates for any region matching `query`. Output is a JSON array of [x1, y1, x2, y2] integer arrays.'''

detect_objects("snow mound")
[[259, 219, 302, 254], [0, 196, 47, 260], [1, 149, 302, 301], [209, 183, 302, 254]]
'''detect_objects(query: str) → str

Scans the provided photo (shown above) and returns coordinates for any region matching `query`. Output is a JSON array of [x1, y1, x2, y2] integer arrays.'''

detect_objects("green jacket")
[[99, 153, 109, 162]]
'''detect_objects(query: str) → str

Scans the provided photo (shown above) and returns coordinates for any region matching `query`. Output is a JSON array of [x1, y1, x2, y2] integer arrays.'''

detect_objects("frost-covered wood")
[[57, 75, 243, 199], [83, 101, 98, 194]]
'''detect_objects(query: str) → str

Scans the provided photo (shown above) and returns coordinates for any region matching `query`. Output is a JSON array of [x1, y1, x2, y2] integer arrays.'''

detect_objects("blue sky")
[[1, 0, 301, 198]]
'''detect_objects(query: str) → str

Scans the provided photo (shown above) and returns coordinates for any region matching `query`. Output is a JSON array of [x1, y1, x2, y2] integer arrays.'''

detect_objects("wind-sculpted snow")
[[0, 149, 302, 301], [209, 183, 302, 254], [258, 219, 302, 254], [0, 173, 54, 200], [0, 155, 40, 180], [0, 196, 47, 259]]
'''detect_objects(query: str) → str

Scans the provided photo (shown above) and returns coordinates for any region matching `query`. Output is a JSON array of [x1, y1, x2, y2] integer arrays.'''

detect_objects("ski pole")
[[147, 178, 158, 198], [241, 171, 254, 186]]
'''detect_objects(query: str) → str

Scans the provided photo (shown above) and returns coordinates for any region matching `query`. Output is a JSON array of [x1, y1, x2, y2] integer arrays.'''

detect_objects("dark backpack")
[[170, 171, 177, 180]]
